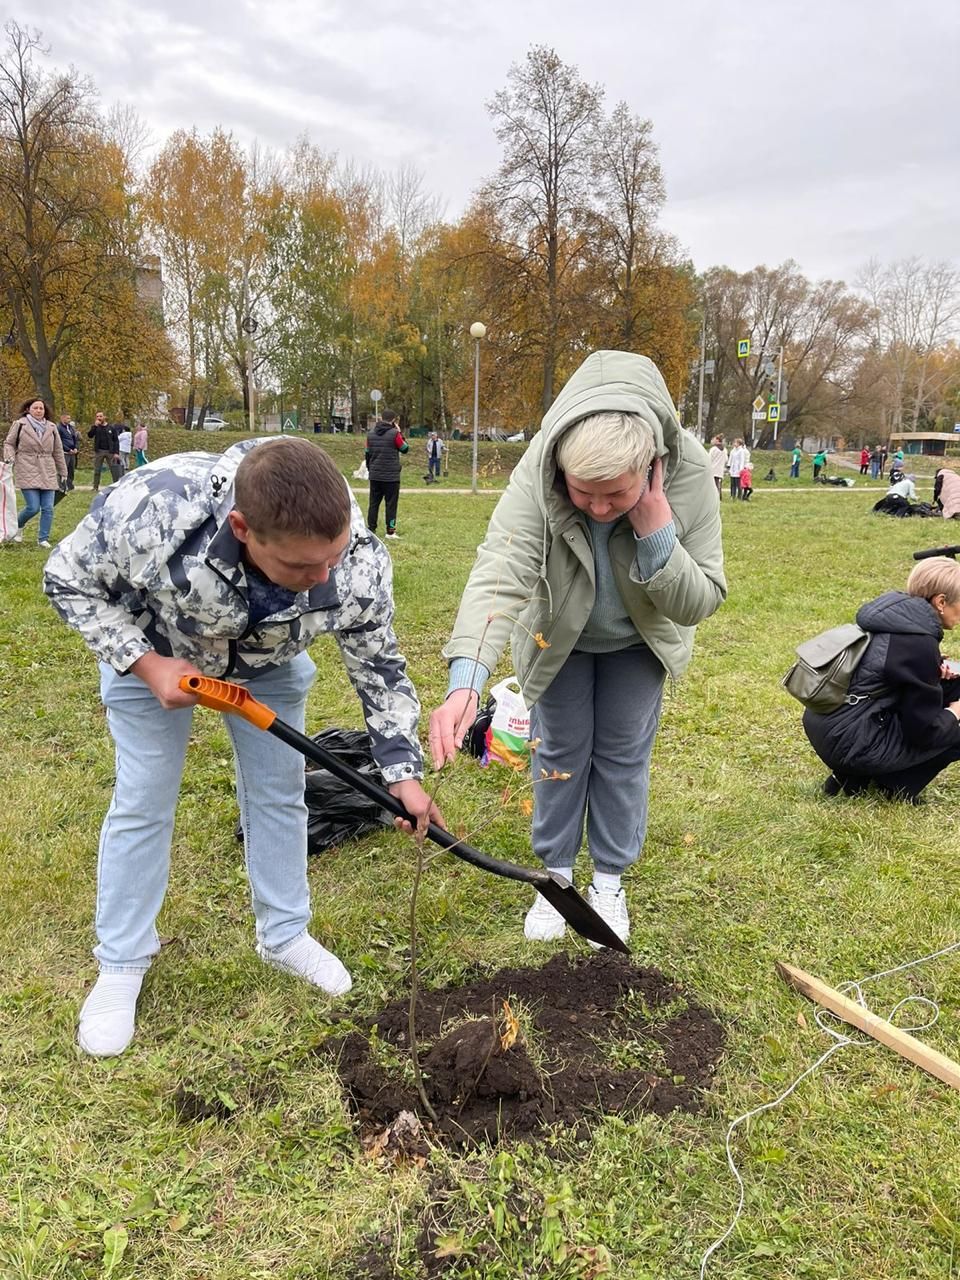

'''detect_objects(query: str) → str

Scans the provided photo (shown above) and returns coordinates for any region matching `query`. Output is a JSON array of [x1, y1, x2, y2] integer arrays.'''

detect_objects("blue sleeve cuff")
[[447, 656, 491, 699], [633, 521, 677, 581]]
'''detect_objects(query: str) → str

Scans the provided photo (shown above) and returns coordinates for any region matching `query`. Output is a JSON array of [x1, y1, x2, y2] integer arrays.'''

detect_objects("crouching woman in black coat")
[[804, 557, 960, 802]]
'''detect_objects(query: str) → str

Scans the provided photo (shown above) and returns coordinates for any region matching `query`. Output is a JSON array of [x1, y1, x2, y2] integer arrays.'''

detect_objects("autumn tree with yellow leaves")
[[0, 22, 171, 420]]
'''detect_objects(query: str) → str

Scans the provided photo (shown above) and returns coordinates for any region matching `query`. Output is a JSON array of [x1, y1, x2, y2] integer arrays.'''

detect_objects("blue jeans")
[[428, 455, 441, 478], [529, 647, 665, 874], [18, 488, 55, 540], [789, 462, 800, 478], [94, 651, 317, 972]]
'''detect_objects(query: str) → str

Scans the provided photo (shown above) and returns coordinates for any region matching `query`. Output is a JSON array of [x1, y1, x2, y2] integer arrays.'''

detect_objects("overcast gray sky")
[[21, 0, 960, 285]]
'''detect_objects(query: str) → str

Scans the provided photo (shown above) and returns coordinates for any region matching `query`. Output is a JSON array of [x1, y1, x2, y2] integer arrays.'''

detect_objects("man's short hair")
[[554, 411, 655, 481], [233, 439, 351, 541], [380, 408, 397, 424]]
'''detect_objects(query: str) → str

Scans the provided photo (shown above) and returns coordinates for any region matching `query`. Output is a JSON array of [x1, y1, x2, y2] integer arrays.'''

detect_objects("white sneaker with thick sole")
[[38, 540, 51, 549], [257, 932, 353, 996], [587, 884, 630, 949], [385, 532, 401, 540], [77, 972, 144, 1057], [12, 531, 22, 543], [523, 891, 567, 941]]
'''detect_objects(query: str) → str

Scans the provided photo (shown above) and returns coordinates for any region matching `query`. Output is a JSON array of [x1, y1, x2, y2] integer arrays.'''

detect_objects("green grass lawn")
[[3, 484, 960, 1278]]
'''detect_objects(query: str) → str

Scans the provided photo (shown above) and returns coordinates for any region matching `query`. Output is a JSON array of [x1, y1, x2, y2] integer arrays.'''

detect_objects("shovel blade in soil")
[[537, 875, 630, 953]]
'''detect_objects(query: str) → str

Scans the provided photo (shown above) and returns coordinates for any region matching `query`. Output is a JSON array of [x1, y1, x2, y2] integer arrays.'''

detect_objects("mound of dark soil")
[[324, 950, 724, 1148]]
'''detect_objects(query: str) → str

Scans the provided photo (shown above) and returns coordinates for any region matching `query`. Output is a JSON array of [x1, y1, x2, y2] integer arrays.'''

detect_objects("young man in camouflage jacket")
[[44, 437, 442, 1057]]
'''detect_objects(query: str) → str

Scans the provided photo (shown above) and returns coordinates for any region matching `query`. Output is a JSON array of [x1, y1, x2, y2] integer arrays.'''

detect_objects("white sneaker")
[[12, 531, 22, 543], [523, 891, 567, 941], [385, 531, 401, 540], [38, 540, 51, 549], [587, 884, 630, 949], [257, 932, 352, 996], [77, 972, 144, 1057]]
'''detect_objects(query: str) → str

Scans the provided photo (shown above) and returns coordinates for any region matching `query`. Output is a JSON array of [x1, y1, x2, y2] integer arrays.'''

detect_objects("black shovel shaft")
[[266, 718, 629, 954], [269, 718, 542, 884]]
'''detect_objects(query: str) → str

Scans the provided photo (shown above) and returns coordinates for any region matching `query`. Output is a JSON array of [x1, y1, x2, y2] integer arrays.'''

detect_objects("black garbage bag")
[[235, 727, 392, 854], [304, 728, 394, 853], [460, 694, 497, 761]]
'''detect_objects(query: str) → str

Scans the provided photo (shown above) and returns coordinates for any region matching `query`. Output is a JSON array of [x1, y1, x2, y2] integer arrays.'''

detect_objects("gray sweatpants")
[[530, 647, 665, 875]]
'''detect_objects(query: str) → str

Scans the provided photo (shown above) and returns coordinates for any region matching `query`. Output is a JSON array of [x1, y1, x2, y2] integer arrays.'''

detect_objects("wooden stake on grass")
[[777, 961, 960, 1092]]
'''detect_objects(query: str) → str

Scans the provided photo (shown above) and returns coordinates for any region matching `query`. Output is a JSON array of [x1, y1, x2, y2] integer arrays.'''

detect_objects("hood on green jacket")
[[442, 350, 726, 703], [540, 350, 682, 487]]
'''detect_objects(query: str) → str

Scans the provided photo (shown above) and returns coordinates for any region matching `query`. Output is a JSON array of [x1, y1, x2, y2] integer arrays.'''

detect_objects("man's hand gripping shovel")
[[181, 675, 629, 954]]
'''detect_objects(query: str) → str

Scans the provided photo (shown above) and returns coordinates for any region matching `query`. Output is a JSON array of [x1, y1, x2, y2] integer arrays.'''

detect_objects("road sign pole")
[[696, 312, 706, 440]]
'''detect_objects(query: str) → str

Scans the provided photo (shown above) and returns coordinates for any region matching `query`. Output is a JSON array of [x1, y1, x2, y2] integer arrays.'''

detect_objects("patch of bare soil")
[[324, 950, 724, 1149]]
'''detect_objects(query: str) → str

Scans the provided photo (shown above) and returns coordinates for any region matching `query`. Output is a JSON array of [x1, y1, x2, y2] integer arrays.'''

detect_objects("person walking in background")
[[790, 443, 802, 478], [57, 410, 80, 490], [728, 438, 748, 500], [133, 422, 149, 467], [365, 407, 408, 539], [859, 446, 870, 475], [708, 434, 727, 500], [88, 412, 120, 490], [813, 449, 827, 479], [117, 423, 132, 473], [426, 431, 444, 481], [739, 458, 753, 501], [870, 445, 883, 480], [3, 397, 67, 548]]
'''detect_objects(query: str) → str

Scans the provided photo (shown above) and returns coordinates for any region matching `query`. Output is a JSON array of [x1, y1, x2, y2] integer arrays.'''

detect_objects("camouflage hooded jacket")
[[43, 439, 424, 783]]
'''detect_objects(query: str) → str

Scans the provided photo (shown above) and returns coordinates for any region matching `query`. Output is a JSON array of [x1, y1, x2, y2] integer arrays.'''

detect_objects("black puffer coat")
[[803, 591, 960, 775], [365, 422, 406, 481]]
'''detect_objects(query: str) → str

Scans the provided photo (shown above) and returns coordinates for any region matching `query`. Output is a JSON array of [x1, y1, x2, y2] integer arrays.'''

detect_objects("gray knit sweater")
[[448, 517, 677, 693]]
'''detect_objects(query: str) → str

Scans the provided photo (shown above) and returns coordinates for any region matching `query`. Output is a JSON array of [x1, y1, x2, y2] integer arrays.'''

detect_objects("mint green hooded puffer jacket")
[[441, 350, 727, 705]]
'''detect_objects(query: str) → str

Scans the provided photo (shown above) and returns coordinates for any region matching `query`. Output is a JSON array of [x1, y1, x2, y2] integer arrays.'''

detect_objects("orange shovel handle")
[[179, 675, 277, 730]]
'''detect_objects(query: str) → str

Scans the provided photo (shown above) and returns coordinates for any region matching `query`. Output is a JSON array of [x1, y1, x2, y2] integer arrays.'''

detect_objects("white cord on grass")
[[698, 938, 960, 1278]]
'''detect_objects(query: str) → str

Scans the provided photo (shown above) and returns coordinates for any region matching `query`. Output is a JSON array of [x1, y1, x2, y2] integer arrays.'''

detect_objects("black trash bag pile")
[[304, 728, 393, 853], [460, 694, 497, 762], [234, 727, 392, 855]]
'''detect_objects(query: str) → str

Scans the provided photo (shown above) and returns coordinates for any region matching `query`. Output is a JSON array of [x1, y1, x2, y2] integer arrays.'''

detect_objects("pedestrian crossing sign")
[[768, 403, 781, 422], [738, 339, 751, 358]]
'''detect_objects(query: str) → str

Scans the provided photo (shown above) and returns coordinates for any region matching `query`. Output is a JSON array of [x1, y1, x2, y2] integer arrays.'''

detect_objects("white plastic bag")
[[487, 676, 531, 769], [352, 460, 369, 481], [0, 461, 17, 542]]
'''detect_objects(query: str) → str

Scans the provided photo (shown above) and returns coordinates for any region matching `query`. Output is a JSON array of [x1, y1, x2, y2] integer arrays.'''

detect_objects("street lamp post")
[[469, 321, 486, 494], [419, 332, 428, 428], [242, 261, 257, 433]]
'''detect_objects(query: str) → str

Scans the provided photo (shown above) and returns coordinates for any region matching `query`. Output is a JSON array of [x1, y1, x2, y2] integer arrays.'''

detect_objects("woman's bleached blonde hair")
[[554, 411, 656, 481], [906, 557, 960, 604]]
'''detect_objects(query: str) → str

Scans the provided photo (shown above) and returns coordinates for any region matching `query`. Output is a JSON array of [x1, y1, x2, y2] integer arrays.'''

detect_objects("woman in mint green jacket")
[[429, 351, 726, 947]]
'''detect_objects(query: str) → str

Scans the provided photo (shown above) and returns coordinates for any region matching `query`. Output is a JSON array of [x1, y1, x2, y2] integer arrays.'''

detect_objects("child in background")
[[739, 460, 753, 501]]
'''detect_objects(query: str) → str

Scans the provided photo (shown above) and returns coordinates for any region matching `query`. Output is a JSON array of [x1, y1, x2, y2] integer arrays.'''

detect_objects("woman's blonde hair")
[[906, 557, 960, 604], [554, 411, 655, 481]]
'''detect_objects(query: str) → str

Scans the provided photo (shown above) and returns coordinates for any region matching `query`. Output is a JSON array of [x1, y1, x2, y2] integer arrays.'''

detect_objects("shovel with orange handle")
[[180, 675, 629, 953]]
